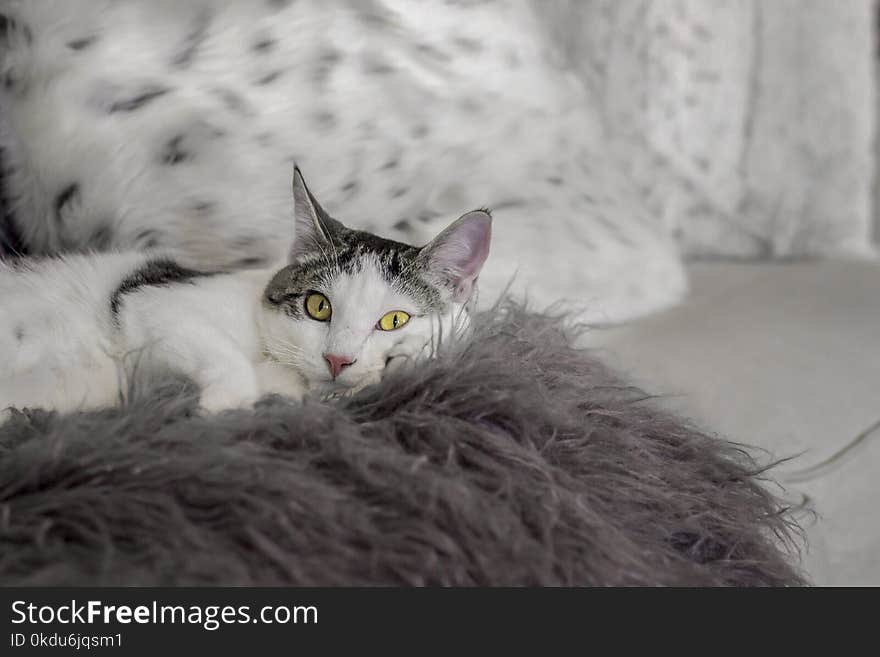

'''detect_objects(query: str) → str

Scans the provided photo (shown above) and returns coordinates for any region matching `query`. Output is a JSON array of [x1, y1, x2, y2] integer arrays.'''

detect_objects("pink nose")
[[323, 353, 356, 380]]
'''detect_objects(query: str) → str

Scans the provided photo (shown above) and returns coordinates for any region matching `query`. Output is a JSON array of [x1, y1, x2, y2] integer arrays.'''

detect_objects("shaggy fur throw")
[[0, 303, 805, 586]]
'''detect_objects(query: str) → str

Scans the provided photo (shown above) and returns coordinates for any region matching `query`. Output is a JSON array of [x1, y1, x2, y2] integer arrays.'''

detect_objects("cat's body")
[[1, 251, 284, 413], [0, 169, 491, 417]]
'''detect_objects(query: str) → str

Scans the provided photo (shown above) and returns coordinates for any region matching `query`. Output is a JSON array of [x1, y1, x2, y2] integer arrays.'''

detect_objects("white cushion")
[[589, 261, 880, 584]]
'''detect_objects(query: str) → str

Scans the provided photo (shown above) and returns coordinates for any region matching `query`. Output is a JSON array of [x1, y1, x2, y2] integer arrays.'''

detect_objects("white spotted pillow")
[[0, 0, 687, 322]]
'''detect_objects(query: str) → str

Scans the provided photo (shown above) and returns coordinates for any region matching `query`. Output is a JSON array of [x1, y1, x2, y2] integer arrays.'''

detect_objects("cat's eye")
[[305, 292, 332, 321], [377, 310, 411, 331]]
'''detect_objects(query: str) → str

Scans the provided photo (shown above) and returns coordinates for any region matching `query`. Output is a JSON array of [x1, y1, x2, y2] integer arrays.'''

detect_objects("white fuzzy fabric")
[[538, 0, 878, 258], [0, 0, 687, 324]]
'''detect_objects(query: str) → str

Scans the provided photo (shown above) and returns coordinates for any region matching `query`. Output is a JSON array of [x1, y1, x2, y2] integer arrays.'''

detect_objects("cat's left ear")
[[290, 166, 346, 263], [419, 209, 492, 302]]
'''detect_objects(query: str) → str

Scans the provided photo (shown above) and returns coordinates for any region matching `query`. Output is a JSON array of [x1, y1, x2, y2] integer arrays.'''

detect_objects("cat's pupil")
[[393, 314, 398, 327], [318, 300, 325, 312]]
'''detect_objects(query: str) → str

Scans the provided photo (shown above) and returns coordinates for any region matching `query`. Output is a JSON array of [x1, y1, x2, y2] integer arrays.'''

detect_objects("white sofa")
[[591, 260, 880, 585]]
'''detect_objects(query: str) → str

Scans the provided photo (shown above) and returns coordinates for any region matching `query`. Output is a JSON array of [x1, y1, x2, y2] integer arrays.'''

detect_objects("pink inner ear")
[[430, 210, 492, 287]]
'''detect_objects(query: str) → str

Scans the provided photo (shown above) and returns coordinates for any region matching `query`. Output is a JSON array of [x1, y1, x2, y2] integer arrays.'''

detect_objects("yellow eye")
[[377, 310, 411, 331], [305, 292, 332, 321]]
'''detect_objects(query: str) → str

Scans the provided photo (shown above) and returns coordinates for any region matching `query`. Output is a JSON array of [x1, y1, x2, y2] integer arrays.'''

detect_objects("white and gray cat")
[[0, 168, 492, 418]]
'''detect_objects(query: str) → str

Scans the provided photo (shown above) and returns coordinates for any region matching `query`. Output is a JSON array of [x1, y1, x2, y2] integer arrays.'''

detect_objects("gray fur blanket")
[[0, 303, 805, 586]]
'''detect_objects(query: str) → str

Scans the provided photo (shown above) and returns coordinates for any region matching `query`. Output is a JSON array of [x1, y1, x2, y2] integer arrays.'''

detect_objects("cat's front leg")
[[199, 382, 258, 413], [197, 360, 260, 413], [254, 360, 307, 402], [183, 352, 261, 413], [138, 326, 261, 413]]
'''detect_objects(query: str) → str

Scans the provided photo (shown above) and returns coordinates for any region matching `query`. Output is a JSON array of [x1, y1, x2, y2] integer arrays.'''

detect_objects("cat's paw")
[[255, 360, 307, 402], [199, 385, 258, 413]]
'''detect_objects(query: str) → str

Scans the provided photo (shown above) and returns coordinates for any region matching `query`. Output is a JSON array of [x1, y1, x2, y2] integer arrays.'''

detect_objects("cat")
[[0, 167, 492, 419]]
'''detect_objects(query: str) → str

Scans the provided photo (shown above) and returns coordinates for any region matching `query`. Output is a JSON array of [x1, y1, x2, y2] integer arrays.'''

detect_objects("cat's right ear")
[[290, 166, 344, 263]]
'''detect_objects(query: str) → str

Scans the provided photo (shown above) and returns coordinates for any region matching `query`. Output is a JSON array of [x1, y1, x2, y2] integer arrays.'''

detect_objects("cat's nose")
[[323, 353, 356, 380]]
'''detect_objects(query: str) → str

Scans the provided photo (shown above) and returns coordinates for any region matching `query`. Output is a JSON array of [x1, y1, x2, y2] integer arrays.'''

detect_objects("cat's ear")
[[419, 209, 492, 302], [290, 166, 345, 263]]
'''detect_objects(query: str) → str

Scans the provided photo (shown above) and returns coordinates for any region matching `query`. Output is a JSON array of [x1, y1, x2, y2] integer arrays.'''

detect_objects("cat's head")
[[260, 167, 492, 393]]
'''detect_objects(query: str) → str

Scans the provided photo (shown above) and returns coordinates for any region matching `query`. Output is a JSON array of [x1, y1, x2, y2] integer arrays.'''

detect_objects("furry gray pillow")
[[0, 303, 805, 586]]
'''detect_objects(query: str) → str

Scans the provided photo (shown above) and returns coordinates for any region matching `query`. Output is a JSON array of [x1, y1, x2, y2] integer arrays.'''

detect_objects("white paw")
[[199, 385, 257, 413], [255, 360, 307, 402]]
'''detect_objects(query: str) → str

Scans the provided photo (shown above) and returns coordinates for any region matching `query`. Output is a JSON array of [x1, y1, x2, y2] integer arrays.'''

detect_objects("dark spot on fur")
[[313, 110, 337, 130], [546, 176, 564, 186], [594, 214, 636, 247], [312, 48, 343, 87], [319, 48, 342, 65], [380, 158, 399, 170], [1, 16, 32, 46], [162, 136, 191, 165], [233, 256, 268, 268], [490, 199, 527, 211], [2, 16, 27, 48], [362, 53, 395, 75], [341, 181, 359, 194], [135, 230, 162, 249], [452, 36, 483, 53], [459, 97, 483, 114], [109, 86, 172, 113], [13, 325, 24, 342], [359, 12, 393, 28], [68, 36, 97, 51], [504, 48, 521, 69], [232, 235, 261, 250], [389, 187, 408, 199], [415, 42, 451, 62], [213, 88, 251, 116], [411, 124, 429, 139], [111, 258, 216, 320], [252, 37, 277, 53], [267, 0, 294, 8], [393, 219, 412, 231], [90, 223, 115, 250], [417, 211, 439, 223], [54, 184, 80, 222], [0, 191, 27, 258], [172, 8, 212, 69], [190, 201, 216, 215], [256, 70, 283, 85]]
